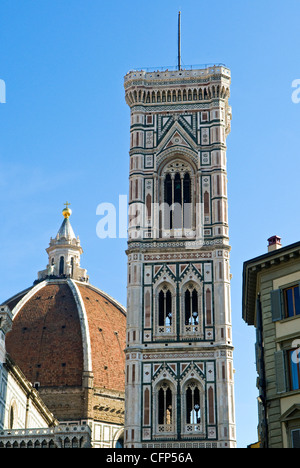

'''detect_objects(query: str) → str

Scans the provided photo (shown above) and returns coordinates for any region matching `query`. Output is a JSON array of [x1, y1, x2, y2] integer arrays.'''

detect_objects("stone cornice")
[[242, 241, 300, 326]]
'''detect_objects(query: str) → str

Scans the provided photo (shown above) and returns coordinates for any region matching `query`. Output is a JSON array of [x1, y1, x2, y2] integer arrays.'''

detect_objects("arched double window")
[[184, 381, 203, 434], [182, 284, 201, 335], [185, 288, 199, 327], [157, 382, 174, 433], [158, 288, 173, 334], [186, 383, 201, 425]]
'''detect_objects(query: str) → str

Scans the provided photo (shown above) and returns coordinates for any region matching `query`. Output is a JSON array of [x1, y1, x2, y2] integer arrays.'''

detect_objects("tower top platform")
[[124, 64, 231, 85]]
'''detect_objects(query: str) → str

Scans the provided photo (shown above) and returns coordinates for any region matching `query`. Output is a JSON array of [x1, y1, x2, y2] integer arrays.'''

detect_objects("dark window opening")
[[158, 289, 172, 332], [158, 385, 173, 426], [284, 285, 300, 318], [185, 288, 199, 326], [59, 256, 64, 276], [163, 172, 191, 230]]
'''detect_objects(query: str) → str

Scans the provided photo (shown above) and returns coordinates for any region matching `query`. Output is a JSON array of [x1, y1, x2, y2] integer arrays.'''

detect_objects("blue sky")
[[1, 0, 300, 448]]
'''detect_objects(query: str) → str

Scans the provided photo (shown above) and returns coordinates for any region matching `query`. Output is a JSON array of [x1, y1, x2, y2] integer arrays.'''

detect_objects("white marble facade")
[[124, 65, 236, 448]]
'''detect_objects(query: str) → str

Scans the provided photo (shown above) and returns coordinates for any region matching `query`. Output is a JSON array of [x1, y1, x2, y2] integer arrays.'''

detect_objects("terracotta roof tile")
[[5, 280, 126, 394], [77, 284, 126, 392], [6, 283, 84, 387]]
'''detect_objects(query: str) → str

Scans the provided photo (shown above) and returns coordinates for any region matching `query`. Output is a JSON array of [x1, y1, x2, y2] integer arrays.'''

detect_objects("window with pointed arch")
[[156, 381, 175, 434], [155, 284, 175, 336], [59, 256, 65, 276], [183, 380, 204, 435], [70, 257, 74, 277], [9, 401, 17, 430], [181, 282, 203, 337], [160, 160, 194, 236]]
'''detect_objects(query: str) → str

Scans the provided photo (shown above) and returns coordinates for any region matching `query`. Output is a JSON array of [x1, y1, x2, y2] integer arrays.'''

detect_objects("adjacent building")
[[124, 64, 236, 448], [243, 235, 300, 448]]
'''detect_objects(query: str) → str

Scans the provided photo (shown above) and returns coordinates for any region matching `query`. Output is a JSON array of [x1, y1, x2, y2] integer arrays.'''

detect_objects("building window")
[[271, 285, 300, 322], [163, 169, 192, 231], [9, 406, 14, 429], [158, 289, 172, 333], [284, 285, 300, 318], [115, 435, 124, 448], [181, 283, 202, 338], [291, 429, 300, 448], [184, 288, 199, 332], [9, 402, 17, 430], [182, 380, 204, 435], [59, 256, 65, 276], [186, 383, 201, 427], [158, 383, 174, 432], [288, 349, 300, 391]]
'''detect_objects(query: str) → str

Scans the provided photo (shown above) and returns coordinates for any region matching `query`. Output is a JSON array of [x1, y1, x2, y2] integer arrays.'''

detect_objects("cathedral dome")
[[2, 205, 126, 428], [4, 279, 126, 392]]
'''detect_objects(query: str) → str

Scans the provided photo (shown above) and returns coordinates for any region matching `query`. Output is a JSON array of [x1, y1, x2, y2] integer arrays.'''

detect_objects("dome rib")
[[5, 281, 85, 387], [4, 278, 126, 394], [67, 279, 93, 374], [76, 283, 126, 391]]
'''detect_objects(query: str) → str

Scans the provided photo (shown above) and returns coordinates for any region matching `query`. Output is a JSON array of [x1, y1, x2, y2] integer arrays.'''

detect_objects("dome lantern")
[[37, 204, 89, 282]]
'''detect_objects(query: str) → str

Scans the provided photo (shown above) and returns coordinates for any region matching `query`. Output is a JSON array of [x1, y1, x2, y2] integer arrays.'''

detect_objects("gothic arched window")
[[59, 256, 64, 276], [9, 405, 15, 430], [184, 288, 199, 326], [186, 384, 201, 424], [158, 289, 172, 333], [115, 435, 124, 448], [184, 381, 202, 433], [182, 284, 201, 336], [71, 257, 74, 277], [158, 383, 173, 431], [161, 161, 193, 234]]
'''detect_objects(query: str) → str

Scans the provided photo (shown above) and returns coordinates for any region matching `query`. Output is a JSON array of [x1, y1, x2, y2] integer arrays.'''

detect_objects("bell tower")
[[124, 61, 236, 448]]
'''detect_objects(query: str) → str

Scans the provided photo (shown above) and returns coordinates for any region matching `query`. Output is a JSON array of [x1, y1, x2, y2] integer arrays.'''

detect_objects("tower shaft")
[[124, 65, 236, 448]]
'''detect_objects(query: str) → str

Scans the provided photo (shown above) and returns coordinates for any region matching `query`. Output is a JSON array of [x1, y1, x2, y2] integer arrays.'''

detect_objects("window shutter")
[[274, 350, 287, 394], [271, 289, 283, 322]]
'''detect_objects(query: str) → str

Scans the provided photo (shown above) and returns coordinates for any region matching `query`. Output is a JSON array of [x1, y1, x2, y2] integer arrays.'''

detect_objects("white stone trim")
[[67, 279, 93, 373], [10, 281, 48, 320]]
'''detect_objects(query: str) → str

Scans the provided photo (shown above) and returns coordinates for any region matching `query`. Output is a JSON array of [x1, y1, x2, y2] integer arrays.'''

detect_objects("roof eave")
[[242, 240, 300, 326]]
